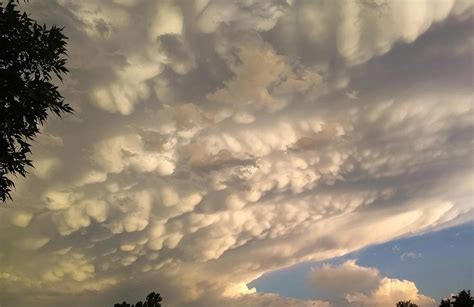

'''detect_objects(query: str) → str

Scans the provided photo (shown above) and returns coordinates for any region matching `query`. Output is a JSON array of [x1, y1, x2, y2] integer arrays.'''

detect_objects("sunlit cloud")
[[307, 260, 435, 306], [1, 0, 473, 306]]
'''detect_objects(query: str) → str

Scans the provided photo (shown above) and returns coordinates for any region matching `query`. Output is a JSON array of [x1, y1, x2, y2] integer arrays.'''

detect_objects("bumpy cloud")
[[271, 0, 473, 65], [0, 0, 473, 306]]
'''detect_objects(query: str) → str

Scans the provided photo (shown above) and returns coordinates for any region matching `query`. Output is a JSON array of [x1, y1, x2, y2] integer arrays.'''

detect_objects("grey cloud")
[[267, 0, 473, 65]]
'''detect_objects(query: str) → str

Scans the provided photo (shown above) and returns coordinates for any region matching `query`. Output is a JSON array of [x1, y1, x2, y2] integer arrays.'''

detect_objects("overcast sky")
[[1, 1, 473, 306]]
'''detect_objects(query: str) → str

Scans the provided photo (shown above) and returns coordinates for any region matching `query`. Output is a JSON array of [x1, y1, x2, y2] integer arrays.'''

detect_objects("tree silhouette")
[[452, 290, 474, 307], [439, 289, 473, 307], [114, 292, 163, 307], [396, 300, 418, 307], [440, 299, 452, 307], [0, 0, 72, 202]]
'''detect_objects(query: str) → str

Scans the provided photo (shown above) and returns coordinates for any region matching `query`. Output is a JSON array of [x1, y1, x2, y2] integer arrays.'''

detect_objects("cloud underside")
[[0, 0, 473, 306]]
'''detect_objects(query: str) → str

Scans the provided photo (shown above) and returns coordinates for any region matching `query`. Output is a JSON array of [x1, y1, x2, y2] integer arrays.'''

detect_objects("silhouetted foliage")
[[396, 300, 418, 307], [0, 0, 71, 202], [114, 292, 163, 307], [452, 290, 474, 307], [438, 289, 473, 307]]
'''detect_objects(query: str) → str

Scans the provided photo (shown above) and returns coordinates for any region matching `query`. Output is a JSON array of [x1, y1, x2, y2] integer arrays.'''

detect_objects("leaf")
[[0, 0, 71, 203]]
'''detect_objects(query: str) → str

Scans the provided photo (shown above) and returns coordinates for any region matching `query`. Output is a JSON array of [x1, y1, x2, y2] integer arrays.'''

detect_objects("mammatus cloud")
[[307, 260, 435, 306], [271, 0, 473, 65], [0, 0, 473, 306]]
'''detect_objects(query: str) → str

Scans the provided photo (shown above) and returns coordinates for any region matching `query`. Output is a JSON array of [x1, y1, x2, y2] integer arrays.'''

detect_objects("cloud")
[[206, 32, 324, 112], [307, 260, 381, 296], [400, 252, 423, 261], [14, 236, 51, 251], [346, 278, 435, 306], [0, 0, 473, 306], [195, 0, 288, 33], [31, 157, 62, 179], [9, 210, 34, 228], [307, 260, 435, 306], [270, 0, 473, 66]]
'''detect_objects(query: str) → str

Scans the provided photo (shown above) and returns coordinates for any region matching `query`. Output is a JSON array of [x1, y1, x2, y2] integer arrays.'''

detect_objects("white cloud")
[[149, 0, 183, 39], [196, 0, 287, 33], [207, 36, 323, 112], [346, 278, 435, 306], [32, 157, 61, 179], [307, 260, 381, 296], [307, 260, 436, 306], [10, 210, 34, 228]]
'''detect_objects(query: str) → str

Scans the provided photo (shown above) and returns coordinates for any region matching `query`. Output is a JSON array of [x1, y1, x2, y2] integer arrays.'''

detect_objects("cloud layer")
[[1, 0, 473, 306]]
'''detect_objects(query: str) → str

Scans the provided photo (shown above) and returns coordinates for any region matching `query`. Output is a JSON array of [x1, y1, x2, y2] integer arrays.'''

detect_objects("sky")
[[0, 0, 473, 306], [250, 223, 474, 304]]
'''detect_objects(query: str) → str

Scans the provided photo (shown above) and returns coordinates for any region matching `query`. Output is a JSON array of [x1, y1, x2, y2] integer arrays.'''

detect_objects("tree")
[[439, 290, 474, 307], [114, 292, 163, 307], [440, 299, 452, 307], [452, 290, 474, 307], [0, 0, 72, 202], [396, 300, 418, 307]]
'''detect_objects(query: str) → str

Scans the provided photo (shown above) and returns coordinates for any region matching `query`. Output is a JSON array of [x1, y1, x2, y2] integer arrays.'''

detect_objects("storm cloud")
[[0, 0, 473, 306]]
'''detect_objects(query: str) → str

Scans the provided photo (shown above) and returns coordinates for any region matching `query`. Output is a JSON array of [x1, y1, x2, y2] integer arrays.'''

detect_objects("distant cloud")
[[307, 260, 435, 306], [307, 260, 381, 296], [401, 252, 423, 261]]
